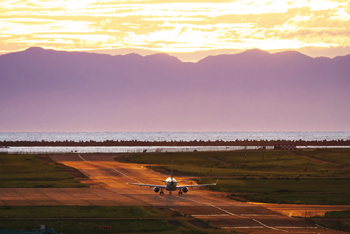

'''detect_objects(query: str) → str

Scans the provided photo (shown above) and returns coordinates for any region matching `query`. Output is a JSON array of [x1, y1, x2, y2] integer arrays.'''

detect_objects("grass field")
[[311, 210, 350, 232], [301, 148, 350, 165], [116, 150, 350, 177], [0, 206, 225, 234], [237, 192, 350, 205], [200, 178, 350, 193], [199, 178, 350, 205], [0, 220, 178, 234], [116, 149, 350, 205], [0, 154, 86, 188], [0, 206, 163, 218], [0, 220, 228, 234], [322, 210, 350, 218]]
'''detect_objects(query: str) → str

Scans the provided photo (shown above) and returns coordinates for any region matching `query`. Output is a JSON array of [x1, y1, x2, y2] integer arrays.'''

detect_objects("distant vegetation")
[[0, 154, 86, 188], [116, 149, 350, 205]]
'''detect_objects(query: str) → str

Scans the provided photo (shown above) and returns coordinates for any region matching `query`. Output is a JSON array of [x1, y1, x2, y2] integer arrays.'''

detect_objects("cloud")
[[0, 0, 349, 56]]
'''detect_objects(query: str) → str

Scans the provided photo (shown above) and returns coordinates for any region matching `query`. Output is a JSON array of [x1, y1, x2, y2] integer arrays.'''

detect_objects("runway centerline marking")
[[78, 154, 142, 184], [315, 224, 336, 231], [77, 154, 86, 162]]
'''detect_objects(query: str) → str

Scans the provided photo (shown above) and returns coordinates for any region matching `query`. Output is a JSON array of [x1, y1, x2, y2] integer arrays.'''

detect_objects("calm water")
[[1, 132, 349, 154], [0, 131, 349, 142]]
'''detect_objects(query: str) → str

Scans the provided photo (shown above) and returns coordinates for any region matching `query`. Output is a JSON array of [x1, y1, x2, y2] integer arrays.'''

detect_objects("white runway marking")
[[253, 219, 288, 232], [178, 196, 288, 232], [78, 154, 142, 183], [77, 154, 86, 161], [315, 224, 335, 231], [178, 196, 241, 217], [169, 208, 184, 216]]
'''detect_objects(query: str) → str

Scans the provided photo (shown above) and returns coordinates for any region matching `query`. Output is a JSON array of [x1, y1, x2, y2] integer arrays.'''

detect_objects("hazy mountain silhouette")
[[1, 47, 349, 132]]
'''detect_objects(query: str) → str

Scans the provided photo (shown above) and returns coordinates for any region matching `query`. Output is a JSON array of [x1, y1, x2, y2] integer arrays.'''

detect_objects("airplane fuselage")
[[165, 177, 177, 191]]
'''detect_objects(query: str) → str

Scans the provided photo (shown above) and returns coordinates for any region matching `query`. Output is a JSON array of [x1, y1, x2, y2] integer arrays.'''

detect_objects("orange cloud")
[[0, 0, 349, 57]]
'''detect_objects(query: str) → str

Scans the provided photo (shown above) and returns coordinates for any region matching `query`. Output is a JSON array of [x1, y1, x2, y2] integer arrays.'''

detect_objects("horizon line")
[[2, 46, 350, 63]]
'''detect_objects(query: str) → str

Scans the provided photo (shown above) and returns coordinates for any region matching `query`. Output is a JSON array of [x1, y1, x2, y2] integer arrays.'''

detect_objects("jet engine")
[[182, 187, 188, 193], [154, 187, 160, 193]]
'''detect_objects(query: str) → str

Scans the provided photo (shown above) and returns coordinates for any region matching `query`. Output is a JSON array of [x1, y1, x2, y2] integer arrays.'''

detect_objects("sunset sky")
[[1, 0, 350, 60]]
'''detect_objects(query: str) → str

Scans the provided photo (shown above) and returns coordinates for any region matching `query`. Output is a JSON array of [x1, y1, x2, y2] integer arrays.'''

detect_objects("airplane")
[[127, 161, 217, 195]]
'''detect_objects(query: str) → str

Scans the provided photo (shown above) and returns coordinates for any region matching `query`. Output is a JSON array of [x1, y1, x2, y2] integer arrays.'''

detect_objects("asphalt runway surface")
[[1, 153, 349, 233]]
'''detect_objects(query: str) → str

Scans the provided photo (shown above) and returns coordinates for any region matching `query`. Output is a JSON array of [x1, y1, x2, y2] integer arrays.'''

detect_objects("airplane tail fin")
[[171, 160, 173, 180]]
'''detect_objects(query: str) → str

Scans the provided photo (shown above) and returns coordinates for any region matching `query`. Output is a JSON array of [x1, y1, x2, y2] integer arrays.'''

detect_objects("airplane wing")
[[177, 183, 216, 188], [154, 179, 167, 182], [127, 182, 167, 189], [177, 180, 218, 189], [176, 179, 191, 183]]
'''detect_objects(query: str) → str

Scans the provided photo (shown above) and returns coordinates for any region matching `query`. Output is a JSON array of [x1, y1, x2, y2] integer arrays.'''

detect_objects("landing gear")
[[160, 189, 164, 196], [178, 191, 183, 195], [169, 191, 172, 196]]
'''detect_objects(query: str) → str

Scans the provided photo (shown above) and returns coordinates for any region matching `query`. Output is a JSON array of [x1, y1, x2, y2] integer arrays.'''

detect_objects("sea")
[[1, 132, 349, 154], [1, 131, 349, 142]]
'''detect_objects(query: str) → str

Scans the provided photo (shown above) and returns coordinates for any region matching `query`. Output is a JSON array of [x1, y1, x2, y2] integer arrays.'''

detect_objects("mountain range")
[[1, 47, 349, 132]]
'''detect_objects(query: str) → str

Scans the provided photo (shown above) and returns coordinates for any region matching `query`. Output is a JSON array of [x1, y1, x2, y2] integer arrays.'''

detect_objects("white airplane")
[[127, 161, 217, 195]]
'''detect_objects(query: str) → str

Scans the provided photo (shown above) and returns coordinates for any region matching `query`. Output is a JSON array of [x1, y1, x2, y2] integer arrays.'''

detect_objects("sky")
[[1, 0, 350, 61]]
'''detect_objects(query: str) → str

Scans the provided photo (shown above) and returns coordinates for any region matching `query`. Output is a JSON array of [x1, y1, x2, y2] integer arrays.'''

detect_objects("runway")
[[0, 154, 348, 233]]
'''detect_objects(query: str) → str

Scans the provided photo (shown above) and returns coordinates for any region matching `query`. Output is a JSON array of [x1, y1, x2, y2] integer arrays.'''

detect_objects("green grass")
[[198, 178, 350, 205], [300, 148, 350, 165], [0, 220, 227, 234], [0, 207, 226, 234], [0, 206, 163, 218], [323, 210, 350, 218], [200, 178, 350, 193], [0, 154, 85, 188], [311, 210, 350, 232], [315, 219, 350, 233], [0, 220, 178, 234], [116, 150, 350, 177], [239, 193, 350, 205]]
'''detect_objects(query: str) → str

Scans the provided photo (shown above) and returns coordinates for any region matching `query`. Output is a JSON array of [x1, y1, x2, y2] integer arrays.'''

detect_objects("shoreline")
[[1, 139, 350, 147]]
